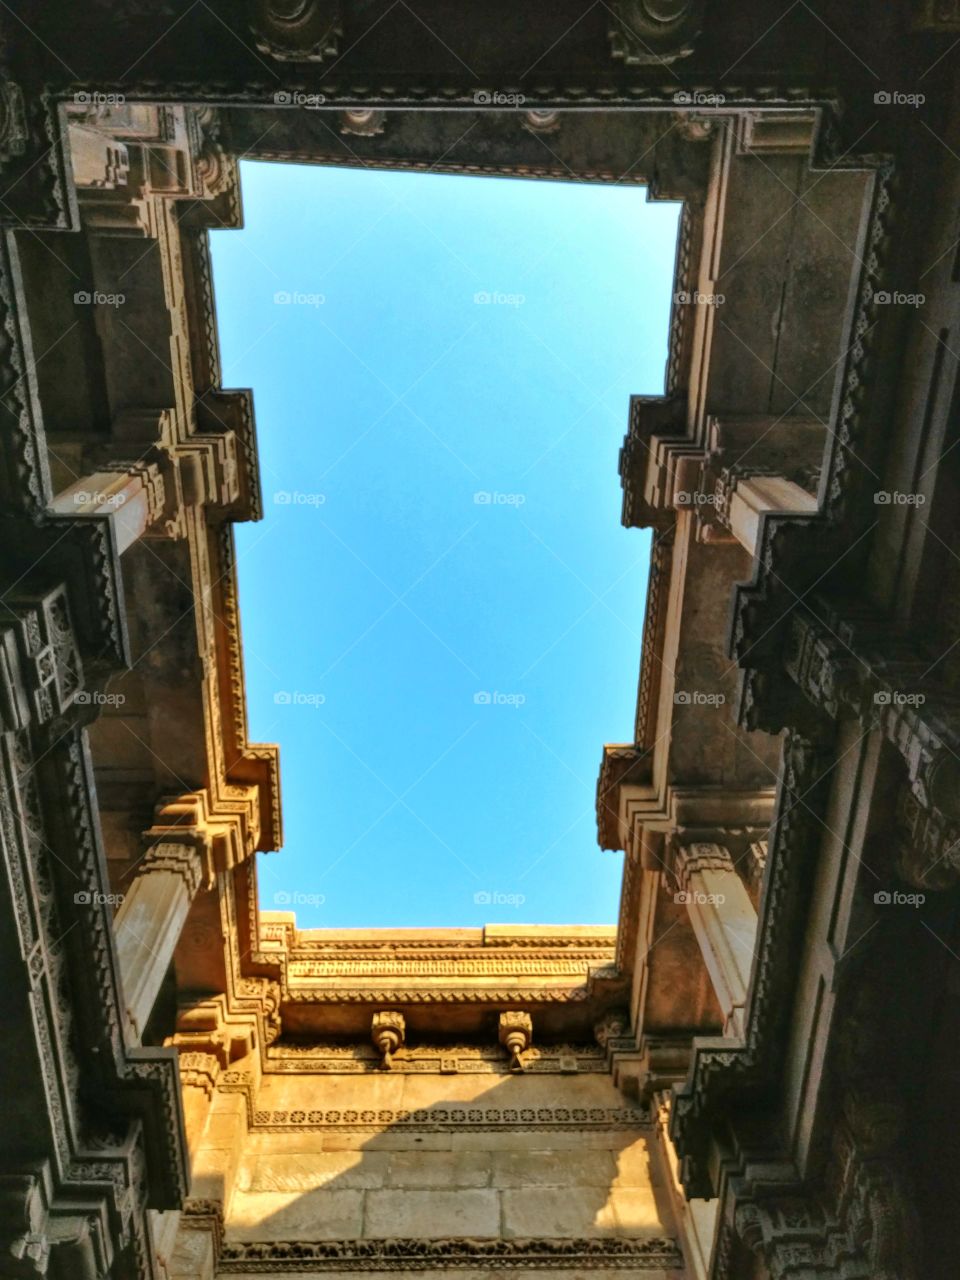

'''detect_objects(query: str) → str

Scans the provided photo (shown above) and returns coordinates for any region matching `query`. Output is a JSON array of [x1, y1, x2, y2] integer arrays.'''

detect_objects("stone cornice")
[[268, 920, 617, 994]]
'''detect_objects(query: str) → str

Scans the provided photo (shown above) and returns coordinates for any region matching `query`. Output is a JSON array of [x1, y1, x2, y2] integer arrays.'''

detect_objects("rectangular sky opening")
[[210, 158, 680, 928]]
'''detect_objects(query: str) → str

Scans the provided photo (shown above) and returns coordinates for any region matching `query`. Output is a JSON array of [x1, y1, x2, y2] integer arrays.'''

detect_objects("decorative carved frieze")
[[264, 1041, 608, 1074], [218, 1065, 649, 1132], [718, 979, 922, 1280], [0, 90, 74, 230], [219, 1235, 683, 1271]]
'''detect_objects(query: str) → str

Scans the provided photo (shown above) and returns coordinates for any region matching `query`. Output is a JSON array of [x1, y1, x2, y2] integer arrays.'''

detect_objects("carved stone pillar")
[[51, 461, 166, 555], [675, 844, 757, 1038], [114, 842, 202, 1042]]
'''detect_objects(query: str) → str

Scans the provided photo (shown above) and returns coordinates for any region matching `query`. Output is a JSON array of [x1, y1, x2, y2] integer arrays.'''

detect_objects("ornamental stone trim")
[[218, 1235, 683, 1271], [247, 1106, 648, 1131]]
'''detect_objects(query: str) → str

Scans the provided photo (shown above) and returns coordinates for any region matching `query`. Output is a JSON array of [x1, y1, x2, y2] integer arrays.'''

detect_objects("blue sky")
[[210, 158, 678, 928]]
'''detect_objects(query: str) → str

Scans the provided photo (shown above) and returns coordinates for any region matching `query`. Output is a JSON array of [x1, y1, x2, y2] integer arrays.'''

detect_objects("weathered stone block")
[[226, 1188, 365, 1240], [386, 1150, 491, 1188], [238, 1150, 389, 1192], [501, 1187, 620, 1237], [364, 1189, 500, 1238], [491, 1150, 617, 1188]]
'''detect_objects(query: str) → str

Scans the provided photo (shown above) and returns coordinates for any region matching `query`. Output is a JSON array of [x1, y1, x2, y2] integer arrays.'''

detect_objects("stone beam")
[[50, 461, 166, 555], [114, 841, 203, 1042], [674, 843, 758, 1039]]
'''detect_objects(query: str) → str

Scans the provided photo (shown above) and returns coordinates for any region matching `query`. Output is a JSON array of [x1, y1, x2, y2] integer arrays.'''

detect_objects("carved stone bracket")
[[371, 1010, 406, 1070], [339, 109, 386, 137], [498, 1011, 533, 1072], [250, 0, 342, 61], [607, 0, 705, 64]]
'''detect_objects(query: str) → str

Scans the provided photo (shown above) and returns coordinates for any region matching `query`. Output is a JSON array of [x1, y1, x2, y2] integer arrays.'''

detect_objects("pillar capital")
[[141, 840, 204, 897], [674, 841, 736, 889], [144, 788, 261, 877]]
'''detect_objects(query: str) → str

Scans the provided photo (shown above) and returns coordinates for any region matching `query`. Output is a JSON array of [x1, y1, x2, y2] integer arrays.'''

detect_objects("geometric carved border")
[[248, 1105, 651, 1132]]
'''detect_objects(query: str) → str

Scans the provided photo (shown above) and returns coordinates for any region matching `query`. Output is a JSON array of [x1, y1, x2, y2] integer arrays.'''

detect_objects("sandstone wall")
[[218, 1068, 685, 1278]]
